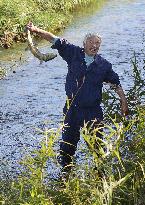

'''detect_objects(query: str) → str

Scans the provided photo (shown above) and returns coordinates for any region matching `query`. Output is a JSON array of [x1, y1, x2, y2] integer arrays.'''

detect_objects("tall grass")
[[0, 55, 145, 204]]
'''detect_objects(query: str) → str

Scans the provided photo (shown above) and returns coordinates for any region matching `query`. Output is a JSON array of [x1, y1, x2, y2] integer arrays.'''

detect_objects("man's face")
[[84, 36, 101, 56]]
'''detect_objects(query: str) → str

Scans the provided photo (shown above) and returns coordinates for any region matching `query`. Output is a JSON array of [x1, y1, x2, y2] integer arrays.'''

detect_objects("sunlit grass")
[[0, 0, 104, 48], [0, 108, 144, 205]]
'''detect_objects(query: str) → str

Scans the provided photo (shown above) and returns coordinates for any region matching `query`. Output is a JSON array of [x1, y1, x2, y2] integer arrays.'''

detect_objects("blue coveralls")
[[51, 38, 120, 167]]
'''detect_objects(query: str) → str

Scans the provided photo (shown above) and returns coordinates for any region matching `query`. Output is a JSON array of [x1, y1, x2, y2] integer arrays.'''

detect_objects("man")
[[26, 22, 128, 170]]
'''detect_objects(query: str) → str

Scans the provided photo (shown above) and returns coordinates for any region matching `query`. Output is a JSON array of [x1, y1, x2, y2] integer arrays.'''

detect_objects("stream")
[[0, 0, 145, 177]]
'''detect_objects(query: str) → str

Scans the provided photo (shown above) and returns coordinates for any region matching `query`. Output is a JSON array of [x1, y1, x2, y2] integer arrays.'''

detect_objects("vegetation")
[[0, 54, 144, 204], [0, 0, 99, 48]]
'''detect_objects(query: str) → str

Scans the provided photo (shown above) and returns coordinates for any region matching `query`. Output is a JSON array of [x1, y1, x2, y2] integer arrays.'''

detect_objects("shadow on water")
[[0, 0, 145, 177]]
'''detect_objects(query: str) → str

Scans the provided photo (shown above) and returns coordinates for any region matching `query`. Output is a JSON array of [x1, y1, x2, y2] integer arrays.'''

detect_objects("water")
[[0, 0, 145, 176]]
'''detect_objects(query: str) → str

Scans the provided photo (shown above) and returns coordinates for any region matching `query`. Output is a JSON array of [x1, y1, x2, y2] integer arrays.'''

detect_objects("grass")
[[0, 54, 145, 204], [0, 0, 104, 48], [0, 108, 145, 205]]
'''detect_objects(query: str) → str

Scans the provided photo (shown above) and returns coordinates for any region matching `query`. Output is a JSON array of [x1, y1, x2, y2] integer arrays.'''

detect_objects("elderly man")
[[26, 22, 128, 170]]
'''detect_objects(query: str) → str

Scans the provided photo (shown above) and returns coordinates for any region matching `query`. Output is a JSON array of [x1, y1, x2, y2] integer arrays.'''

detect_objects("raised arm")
[[26, 22, 57, 43], [26, 22, 77, 63]]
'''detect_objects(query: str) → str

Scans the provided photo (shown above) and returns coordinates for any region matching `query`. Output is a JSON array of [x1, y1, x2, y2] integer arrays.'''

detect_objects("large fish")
[[26, 29, 57, 63]]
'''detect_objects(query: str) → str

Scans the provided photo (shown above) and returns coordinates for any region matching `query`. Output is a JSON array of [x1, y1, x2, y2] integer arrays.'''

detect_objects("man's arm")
[[26, 22, 76, 63], [103, 62, 129, 116], [26, 22, 58, 43], [115, 86, 129, 116]]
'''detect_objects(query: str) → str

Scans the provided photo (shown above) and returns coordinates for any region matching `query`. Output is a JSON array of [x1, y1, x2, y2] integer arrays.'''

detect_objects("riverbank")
[[0, 0, 100, 49]]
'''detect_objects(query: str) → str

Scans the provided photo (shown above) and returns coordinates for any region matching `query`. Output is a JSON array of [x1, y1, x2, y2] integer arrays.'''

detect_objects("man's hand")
[[26, 22, 38, 33], [121, 100, 129, 116], [115, 86, 129, 116], [25, 22, 57, 42]]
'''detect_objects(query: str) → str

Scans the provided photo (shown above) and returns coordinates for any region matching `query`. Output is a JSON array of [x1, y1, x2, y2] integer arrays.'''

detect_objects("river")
[[0, 0, 145, 177]]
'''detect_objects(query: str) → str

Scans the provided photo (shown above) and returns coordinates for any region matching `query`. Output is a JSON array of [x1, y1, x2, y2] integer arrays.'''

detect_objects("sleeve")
[[104, 62, 121, 87], [51, 38, 76, 63], [50, 37, 59, 44]]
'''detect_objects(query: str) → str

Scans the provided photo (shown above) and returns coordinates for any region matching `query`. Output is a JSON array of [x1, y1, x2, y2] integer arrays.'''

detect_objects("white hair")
[[83, 33, 102, 44]]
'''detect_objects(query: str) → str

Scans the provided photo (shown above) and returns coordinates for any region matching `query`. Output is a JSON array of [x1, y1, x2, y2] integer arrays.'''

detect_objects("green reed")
[[1, 108, 144, 205]]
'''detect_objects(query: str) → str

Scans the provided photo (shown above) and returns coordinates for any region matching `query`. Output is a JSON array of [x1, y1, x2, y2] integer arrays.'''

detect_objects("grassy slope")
[[0, 0, 95, 48]]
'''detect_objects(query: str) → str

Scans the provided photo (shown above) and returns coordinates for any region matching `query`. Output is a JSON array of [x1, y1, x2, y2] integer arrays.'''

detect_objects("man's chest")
[[69, 57, 106, 84]]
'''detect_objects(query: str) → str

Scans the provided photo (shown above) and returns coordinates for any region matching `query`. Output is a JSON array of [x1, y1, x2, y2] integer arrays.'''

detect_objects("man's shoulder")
[[53, 38, 80, 49], [96, 54, 111, 63], [51, 38, 82, 62], [95, 54, 112, 69]]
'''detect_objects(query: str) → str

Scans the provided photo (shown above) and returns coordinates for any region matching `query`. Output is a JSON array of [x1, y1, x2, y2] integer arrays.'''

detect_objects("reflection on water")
[[0, 0, 145, 176]]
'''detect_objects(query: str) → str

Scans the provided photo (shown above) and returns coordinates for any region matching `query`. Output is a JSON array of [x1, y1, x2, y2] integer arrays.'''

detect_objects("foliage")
[[0, 0, 96, 48]]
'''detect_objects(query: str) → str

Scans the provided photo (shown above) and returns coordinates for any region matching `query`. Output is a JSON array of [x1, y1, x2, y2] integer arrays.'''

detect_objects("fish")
[[26, 29, 57, 63]]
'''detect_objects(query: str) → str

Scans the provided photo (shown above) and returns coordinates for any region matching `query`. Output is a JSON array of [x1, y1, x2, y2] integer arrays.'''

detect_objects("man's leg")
[[82, 106, 104, 155], [86, 119, 104, 156], [59, 104, 80, 169], [59, 125, 80, 168]]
